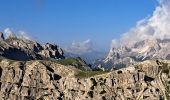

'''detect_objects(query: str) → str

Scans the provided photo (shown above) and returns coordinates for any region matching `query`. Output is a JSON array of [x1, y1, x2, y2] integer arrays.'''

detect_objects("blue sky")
[[0, 0, 158, 51]]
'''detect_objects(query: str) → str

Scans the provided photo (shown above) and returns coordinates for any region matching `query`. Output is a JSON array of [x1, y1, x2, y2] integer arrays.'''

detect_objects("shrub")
[[160, 62, 169, 74]]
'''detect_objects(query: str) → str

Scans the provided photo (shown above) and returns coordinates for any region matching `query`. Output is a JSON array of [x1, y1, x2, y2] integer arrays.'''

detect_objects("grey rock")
[[0, 59, 169, 100], [40, 43, 65, 59], [0, 35, 64, 61], [100, 38, 170, 70], [0, 32, 4, 41]]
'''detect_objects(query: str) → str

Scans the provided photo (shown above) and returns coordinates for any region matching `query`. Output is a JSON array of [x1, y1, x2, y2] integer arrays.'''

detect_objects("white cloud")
[[3, 28, 33, 40], [4, 28, 14, 38], [65, 39, 94, 55], [112, 0, 170, 47]]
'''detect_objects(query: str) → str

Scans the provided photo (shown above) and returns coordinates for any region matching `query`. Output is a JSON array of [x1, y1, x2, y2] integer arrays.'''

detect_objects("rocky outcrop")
[[40, 43, 64, 59], [0, 58, 170, 100], [0, 32, 64, 61]]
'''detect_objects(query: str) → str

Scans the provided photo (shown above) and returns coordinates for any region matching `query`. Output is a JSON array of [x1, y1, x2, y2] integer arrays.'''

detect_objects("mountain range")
[[95, 38, 170, 70], [0, 32, 170, 99]]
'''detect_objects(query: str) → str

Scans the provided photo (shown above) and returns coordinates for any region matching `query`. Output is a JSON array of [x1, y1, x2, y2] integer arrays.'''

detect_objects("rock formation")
[[96, 38, 170, 70], [0, 32, 64, 61], [0, 32, 170, 100], [0, 58, 170, 100], [40, 43, 64, 59]]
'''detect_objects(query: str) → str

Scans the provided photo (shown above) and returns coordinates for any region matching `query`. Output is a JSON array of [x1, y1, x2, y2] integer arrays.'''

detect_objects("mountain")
[[1, 31, 170, 99], [0, 32, 64, 61], [97, 38, 170, 70]]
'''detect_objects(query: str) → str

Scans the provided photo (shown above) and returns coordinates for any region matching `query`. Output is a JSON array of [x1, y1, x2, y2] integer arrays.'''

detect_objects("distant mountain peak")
[[97, 38, 170, 70]]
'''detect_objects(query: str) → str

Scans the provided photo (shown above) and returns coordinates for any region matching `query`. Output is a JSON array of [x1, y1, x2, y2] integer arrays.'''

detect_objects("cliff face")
[[0, 58, 170, 100]]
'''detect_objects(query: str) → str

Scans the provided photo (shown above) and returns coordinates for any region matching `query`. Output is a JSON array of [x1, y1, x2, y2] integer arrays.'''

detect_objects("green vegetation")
[[51, 57, 89, 71], [75, 71, 109, 78], [39, 58, 110, 78], [45, 57, 90, 71], [57, 58, 81, 65], [160, 62, 169, 74]]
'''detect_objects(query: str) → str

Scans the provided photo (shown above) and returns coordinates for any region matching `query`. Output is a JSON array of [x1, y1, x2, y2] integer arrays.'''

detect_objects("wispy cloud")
[[112, 0, 170, 47]]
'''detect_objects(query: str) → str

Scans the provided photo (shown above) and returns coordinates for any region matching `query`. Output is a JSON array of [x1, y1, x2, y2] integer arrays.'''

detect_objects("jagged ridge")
[[0, 32, 65, 61]]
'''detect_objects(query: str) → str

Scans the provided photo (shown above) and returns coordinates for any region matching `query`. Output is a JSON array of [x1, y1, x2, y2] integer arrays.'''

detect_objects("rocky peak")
[[99, 38, 170, 70], [40, 43, 65, 59], [0, 32, 65, 61]]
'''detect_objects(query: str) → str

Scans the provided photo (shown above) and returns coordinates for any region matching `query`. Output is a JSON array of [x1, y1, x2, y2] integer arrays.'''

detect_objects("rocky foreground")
[[0, 58, 170, 100]]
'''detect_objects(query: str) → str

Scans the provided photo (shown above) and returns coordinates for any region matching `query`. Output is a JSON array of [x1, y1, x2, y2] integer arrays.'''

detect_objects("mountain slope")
[[64, 50, 106, 64]]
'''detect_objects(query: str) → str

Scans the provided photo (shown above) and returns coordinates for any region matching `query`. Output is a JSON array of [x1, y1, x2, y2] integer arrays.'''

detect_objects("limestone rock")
[[0, 35, 64, 61], [40, 43, 65, 59], [98, 38, 170, 70], [0, 58, 170, 100]]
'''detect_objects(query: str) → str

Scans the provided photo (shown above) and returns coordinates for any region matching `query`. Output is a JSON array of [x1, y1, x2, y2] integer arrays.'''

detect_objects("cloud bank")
[[112, 0, 170, 47], [65, 39, 94, 55]]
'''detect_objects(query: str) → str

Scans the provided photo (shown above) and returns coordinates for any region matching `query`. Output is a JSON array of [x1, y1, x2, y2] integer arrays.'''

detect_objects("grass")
[[44, 57, 89, 71], [52, 57, 89, 71], [57, 58, 80, 65], [75, 71, 109, 78]]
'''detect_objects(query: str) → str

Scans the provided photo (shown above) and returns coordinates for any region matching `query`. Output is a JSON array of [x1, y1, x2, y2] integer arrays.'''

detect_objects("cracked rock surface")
[[0, 59, 170, 100]]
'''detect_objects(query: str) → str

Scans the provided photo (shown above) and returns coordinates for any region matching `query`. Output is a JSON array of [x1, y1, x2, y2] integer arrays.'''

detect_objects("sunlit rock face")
[[0, 58, 170, 100], [0, 32, 64, 61]]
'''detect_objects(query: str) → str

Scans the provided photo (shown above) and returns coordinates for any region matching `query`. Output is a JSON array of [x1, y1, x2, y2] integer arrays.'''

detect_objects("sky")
[[0, 0, 158, 52]]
